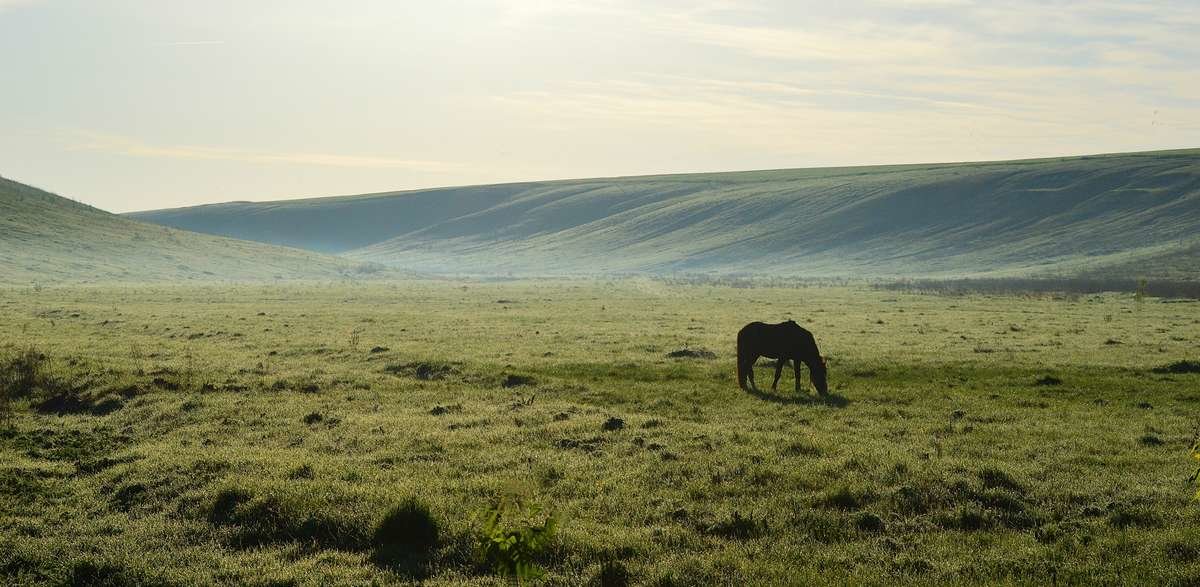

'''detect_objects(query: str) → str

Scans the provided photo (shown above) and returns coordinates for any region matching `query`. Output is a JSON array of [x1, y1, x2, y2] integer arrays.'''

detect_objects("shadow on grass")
[[745, 387, 850, 408]]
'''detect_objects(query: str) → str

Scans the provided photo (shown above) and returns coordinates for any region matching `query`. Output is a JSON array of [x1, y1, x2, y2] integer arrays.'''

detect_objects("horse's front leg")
[[772, 359, 786, 391], [793, 360, 803, 393], [741, 355, 758, 391]]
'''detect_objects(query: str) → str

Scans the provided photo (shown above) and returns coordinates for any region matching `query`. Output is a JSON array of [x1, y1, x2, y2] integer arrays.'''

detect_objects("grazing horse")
[[737, 320, 827, 395]]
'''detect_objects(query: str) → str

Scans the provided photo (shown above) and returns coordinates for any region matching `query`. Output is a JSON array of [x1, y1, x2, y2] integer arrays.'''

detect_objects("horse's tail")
[[735, 331, 746, 390]]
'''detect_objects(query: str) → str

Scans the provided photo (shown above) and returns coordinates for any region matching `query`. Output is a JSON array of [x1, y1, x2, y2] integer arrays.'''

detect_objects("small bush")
[[2, 347, 49, 418], [476, 497, 557, 581], [372, 498, 440, 570], [1191, 438, 1199, 501], [1, 346, 46, 398]]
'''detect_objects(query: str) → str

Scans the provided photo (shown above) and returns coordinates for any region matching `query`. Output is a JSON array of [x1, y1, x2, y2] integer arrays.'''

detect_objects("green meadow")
[[2, 280, 1198, 585]]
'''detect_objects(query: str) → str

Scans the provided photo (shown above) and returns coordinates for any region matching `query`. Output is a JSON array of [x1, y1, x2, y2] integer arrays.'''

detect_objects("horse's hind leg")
[[772, 359, 786, 391]]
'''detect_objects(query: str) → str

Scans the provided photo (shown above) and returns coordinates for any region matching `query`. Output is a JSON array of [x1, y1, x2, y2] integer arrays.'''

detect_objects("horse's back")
[[738, 320, 812, 357]]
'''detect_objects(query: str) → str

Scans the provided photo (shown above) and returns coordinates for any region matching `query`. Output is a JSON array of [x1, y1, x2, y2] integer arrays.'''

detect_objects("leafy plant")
[[475, 497, 558, 583], [1191, 429, 1199, 501]]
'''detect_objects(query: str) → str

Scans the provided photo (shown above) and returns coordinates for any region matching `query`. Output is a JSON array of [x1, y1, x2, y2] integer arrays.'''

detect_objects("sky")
[[1, 0, 1197, 213]]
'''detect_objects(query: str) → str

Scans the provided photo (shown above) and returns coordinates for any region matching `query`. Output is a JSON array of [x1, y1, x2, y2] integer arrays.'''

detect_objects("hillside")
[[0, 176, 373, 284], [127, 149, 1200, 278]]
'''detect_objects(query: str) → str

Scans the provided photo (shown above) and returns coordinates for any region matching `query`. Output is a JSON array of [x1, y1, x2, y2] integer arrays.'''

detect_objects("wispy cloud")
[[0, 0, 40, 11], [162, 40, 226, 46], [63, 130, 460, 172]]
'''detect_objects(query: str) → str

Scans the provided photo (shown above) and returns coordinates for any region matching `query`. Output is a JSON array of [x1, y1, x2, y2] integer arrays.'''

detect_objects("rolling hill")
[[0, 176, 375, 284], [127, 149, 1200, 278]]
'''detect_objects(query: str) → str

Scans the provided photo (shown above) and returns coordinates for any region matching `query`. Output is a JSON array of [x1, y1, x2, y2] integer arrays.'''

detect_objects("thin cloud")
[[62, 130, 461, 172], [163, 40, 226, 46], [0, 0, 40, 11]]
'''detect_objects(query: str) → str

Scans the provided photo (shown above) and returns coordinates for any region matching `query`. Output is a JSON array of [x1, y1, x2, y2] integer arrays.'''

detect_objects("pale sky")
[[1, 0, 1197, 213]]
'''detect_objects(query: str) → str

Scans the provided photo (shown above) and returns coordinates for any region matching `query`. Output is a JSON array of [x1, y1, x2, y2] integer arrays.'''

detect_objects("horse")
[[736, 320, 828, 395]]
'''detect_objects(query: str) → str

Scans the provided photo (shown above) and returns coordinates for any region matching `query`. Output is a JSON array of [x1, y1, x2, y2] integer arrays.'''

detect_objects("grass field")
[[2, 280, 1199, 585]]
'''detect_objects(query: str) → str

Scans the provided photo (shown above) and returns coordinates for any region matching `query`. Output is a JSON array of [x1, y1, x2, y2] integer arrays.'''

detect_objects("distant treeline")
[[876, 277, 1200, 299]]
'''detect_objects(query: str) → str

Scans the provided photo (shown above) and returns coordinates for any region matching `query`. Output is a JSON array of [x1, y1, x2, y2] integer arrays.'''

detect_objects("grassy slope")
[[127, 149, 1200, 278], [1, 282, 1198, 584], [0, 176, 371, 284]]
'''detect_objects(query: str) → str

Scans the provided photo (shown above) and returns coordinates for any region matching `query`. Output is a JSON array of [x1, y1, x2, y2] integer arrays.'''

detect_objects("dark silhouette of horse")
[[737, 320, 827, 395]]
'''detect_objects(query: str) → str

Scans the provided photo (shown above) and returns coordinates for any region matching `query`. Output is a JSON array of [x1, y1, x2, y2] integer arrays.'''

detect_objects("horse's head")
[[807, 355, 829, 396]]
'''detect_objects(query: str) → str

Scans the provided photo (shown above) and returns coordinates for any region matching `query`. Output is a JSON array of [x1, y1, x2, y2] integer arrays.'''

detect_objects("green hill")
[[126, 149, 1200, 278], [0, 176, 374, 284]]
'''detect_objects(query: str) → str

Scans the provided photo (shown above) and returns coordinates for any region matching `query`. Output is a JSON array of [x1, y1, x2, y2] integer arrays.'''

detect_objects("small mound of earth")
[[666, 348, 716, 359], [1034, 375, 1063, 386]]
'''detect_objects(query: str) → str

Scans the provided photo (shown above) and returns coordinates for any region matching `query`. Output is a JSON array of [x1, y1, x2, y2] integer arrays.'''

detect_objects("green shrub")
[[1190, 438, 1199, 501], [1, 347, 47, 417], [476, 497, 557, 582]]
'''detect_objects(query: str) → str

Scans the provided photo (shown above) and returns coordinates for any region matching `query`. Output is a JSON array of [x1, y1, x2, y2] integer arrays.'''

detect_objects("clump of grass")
[[938, 505, 993, 531], [1107, 503, 1162, 529], [429, 404, 462, 416], [817, 486, 875, 511], [501, 374, 536, 388], [665, 348, 716, 359], [978, 467, 1024, 492], [205, 485, 373, 550], [592, 559, 631, 586], [781, 440, 821, 457], [703, 511, 765, 540], [601, 417, 625, 431], [372, 498, 440, 572], [384, 362, 457, 381], [1151, 360, 1200, 374], [287, 464, 315, 480], [1138, 434, 1165, 447], [854, 511, 886, 533]]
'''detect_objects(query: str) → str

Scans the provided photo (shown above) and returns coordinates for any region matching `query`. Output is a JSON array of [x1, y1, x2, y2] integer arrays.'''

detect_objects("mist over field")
[[3, 0, 1199, 585], [125, 149, 1200, 279]]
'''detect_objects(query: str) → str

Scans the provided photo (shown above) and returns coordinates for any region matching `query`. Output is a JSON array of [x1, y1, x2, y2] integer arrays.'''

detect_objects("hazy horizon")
[[3, 0, 1198, 213]]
